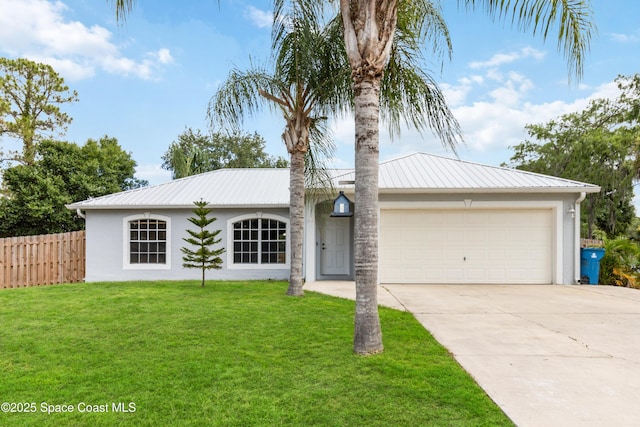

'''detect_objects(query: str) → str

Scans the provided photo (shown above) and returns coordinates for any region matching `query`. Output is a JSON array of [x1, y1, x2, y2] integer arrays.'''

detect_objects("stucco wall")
[[84, 208, 290, 282], [305, 192, 583, 285]]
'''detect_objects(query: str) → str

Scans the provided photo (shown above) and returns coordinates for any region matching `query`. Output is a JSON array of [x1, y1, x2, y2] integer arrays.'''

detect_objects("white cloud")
[[609, 32, 640, 43], [244, 6, 273, 29], [0, 0, 173, 81], [154, 48, 174, 65], [469, 47, 546, 69]]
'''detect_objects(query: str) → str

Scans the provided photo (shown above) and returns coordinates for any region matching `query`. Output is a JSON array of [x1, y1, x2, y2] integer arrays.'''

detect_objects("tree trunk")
[[287, 147, 305, 296], [353, 78, 383, 355]]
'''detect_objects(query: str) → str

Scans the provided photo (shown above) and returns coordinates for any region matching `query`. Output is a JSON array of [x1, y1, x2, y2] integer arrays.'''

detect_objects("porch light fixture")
[[330, 191, 353, 217]]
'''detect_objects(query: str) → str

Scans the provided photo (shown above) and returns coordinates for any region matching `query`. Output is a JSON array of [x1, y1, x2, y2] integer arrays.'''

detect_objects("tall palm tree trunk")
[[287, 148, 306, 296], [353, 78, 383, 354]]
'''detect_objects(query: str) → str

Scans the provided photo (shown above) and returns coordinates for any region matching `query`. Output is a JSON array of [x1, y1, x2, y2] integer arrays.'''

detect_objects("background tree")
[[182, 200, 225, 287], [0, 137, 146, 237], [162, 128, 288, 179], [0, 57, 79, 165], [508, 74, 640, 238], [337, 0, 593, 354]]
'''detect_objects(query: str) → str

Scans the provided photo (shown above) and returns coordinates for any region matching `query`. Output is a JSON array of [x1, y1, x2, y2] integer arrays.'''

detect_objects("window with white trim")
[[123, 214, 171, 269], [231, 216, 287, 265], [129, 219, 167, 264]]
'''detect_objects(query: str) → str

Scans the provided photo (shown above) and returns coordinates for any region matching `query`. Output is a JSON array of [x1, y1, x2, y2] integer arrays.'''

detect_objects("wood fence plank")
[[0, 231, 86, 288]]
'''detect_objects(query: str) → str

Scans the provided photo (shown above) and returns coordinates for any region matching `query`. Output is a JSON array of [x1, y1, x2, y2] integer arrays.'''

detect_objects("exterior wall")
[[85, 191, 584, 285], [305, 191, 583, 285], [84, 208, 290, 282]]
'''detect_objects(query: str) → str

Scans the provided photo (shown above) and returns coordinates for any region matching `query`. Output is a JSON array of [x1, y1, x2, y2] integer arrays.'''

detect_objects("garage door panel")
[[446, 229, 465, 242], [381, 209, 552, 284]]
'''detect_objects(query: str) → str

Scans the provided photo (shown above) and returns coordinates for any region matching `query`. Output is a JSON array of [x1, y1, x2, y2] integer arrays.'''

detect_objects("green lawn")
[[0, 281, 513, 426]]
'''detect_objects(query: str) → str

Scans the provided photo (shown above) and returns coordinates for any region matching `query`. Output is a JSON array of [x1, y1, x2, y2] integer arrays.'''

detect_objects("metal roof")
[[67, 168, 291, 209], [332, 152, 601, 194], [67, 153, 600, 210]]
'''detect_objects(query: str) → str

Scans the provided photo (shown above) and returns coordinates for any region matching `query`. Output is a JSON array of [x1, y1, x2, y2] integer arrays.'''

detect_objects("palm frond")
[[382, 52, 462, 153], [462, 0, 595, 80], [107, 0, 136, 23], [379, 0, 462, 151], [207, 66, 283, 131], [304, 119, 337, 201]]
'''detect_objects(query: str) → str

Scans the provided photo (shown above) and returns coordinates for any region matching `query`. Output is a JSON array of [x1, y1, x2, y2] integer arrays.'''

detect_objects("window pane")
[[128, 219, 167, 265], [233, 217, 286, 265]]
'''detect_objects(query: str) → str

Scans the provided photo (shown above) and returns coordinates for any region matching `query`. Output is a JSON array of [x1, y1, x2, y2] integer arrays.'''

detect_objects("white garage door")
[[380, 209, 552, 284]]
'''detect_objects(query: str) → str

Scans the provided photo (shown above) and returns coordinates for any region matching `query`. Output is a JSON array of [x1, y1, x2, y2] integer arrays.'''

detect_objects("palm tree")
[[338, 0, 594, 354], [208, 2, 351, 297]]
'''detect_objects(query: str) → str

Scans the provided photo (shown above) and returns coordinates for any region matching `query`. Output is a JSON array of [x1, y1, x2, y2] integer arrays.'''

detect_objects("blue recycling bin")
[[580, 248, 605, 285]]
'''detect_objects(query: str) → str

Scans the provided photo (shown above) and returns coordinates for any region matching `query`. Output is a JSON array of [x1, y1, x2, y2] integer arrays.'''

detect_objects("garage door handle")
[[464, 256, 466, 261]]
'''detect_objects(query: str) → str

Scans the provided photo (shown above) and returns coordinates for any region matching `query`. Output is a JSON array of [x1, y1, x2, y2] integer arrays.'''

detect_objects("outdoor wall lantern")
[[330, 191, 353, 217]]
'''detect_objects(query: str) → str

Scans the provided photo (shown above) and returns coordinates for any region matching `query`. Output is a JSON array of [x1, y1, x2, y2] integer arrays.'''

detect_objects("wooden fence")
[[0, 231, 85, 288], [581, 238, 604, 248]]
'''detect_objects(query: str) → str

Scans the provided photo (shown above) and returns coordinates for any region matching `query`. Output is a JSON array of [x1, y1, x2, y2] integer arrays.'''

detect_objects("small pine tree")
[[181, 200, 225, 286]]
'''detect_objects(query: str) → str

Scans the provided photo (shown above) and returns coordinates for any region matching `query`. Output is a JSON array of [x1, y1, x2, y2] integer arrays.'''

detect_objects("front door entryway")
[[320, 217, 350, 276]]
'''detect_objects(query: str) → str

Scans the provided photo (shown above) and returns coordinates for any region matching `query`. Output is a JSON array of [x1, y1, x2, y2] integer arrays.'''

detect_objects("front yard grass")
[[0, 281, 512, 426]]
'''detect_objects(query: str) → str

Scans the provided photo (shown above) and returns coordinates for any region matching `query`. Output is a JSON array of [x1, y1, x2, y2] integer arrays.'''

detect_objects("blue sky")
[[1, 0, 639, 187]]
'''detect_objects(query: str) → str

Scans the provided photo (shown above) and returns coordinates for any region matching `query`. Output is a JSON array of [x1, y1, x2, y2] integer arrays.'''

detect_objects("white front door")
[[321, 217, 350, 275]]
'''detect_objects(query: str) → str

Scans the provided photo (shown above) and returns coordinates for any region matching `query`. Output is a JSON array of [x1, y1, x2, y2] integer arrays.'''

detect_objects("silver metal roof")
[[67, 168, 291, 209], [332, 152, 601, 194], [67, 153, 600, 210]]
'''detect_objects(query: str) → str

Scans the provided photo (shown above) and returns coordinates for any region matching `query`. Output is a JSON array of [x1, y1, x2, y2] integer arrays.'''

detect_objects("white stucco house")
[[67, 152, 600, 285]]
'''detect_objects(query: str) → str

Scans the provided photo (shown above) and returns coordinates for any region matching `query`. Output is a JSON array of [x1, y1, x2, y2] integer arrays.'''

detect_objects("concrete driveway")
[[305, 282, 640, 427]]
